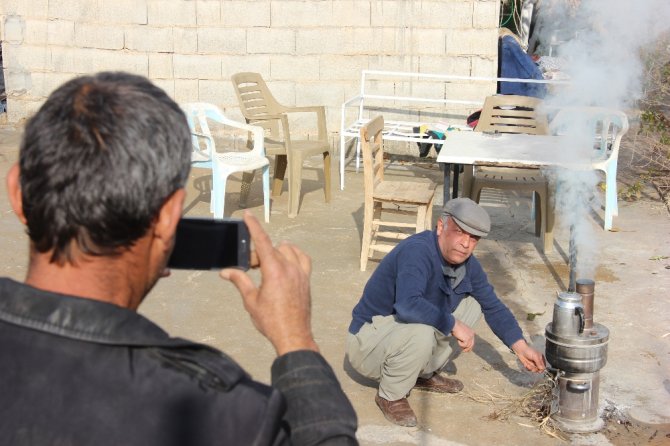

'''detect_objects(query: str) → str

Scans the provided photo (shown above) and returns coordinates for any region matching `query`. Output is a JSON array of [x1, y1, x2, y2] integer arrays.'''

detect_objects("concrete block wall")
[[0, 0, 500, 140]]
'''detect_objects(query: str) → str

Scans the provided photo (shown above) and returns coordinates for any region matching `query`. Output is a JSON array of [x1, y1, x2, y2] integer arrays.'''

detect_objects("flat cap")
[[442, 198, 491, 237]]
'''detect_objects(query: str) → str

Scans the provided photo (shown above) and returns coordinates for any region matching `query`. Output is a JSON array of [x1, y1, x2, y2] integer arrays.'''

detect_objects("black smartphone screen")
[[167, 218, 250, 270]]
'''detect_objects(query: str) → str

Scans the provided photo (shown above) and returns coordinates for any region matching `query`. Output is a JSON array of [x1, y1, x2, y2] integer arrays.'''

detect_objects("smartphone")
[[167, 217, 250, 271]]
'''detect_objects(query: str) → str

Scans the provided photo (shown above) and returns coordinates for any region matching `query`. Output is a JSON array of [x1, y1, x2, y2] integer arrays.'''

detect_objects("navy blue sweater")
[[349, 230, 524, 348]]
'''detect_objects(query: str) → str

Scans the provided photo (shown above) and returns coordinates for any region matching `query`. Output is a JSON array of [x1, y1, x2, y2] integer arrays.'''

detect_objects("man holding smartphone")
[[0, 72, 357, 445]]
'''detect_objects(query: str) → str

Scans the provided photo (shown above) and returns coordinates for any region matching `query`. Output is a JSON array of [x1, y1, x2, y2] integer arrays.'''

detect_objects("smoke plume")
[[535, 0, 670, 282]]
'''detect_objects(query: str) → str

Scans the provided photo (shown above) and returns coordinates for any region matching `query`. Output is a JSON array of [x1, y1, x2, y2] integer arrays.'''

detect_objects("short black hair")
[[19, 71, 191, 264]]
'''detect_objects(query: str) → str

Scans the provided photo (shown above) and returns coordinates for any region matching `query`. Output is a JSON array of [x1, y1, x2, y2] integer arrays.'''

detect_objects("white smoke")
[[535, 0, 670, 282]]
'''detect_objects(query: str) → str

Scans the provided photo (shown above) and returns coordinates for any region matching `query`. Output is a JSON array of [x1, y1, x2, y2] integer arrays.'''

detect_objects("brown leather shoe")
[[414, 373, 464, 393], [375, 394, 417, 427]]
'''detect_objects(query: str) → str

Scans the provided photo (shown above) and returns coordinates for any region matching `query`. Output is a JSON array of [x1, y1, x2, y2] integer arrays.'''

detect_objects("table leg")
[[461, 164, 474, 199], [452, 164, 460, 199], [441, 162, 451, 205]]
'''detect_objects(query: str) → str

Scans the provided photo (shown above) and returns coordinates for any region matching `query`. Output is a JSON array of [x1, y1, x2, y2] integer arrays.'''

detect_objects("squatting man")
[[347, 197, 546, 427]]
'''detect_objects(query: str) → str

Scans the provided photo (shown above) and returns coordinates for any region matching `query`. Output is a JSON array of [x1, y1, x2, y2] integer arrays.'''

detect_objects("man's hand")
[[451, 319, 476, 352], [511, 339, 546, 373], [220, 211, 319, 356]]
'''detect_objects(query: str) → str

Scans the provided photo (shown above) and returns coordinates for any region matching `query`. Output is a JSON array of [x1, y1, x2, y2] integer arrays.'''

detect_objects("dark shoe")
[[413, 126, 433, 157], [375, 394, 417, 427], [414, 373, 464, 393]]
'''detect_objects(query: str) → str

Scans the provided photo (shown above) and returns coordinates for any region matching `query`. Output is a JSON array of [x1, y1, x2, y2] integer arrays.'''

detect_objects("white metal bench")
[[339, 70, 564, 190]]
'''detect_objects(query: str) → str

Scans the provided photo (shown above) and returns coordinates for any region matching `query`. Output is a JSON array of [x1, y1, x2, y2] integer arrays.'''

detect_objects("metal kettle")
[[551, 292, 585, 336]]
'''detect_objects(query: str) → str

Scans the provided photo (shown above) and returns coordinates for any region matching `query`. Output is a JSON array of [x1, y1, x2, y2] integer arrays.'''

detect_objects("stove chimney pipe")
[[576, 279, 595, 330]]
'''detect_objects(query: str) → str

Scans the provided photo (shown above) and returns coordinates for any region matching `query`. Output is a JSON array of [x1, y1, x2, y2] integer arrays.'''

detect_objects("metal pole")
[[568, 223, 577, 292]]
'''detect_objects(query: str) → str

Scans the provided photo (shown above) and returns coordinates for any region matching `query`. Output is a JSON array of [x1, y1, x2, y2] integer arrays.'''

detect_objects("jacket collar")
[[0, 277, 194, 348]]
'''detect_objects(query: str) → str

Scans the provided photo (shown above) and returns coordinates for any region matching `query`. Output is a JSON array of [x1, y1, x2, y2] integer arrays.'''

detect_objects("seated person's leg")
[[378, 322, 436, 401], [424, 296, 483, 374], [347, 315, 436, 401], [454, 295, 482, 330]]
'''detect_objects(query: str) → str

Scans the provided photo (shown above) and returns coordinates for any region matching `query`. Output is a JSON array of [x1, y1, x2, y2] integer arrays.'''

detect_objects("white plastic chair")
[[550, 107, 629, 231], [182, 103, 271, 223]]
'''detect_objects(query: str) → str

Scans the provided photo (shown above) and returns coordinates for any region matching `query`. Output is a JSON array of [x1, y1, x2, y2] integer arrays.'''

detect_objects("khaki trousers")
[[346, 297, 482, 401]]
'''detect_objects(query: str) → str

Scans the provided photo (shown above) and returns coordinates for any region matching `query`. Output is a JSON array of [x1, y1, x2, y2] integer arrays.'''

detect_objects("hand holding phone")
[[167, 218, 250, 271], [220, 212, 319, 356]]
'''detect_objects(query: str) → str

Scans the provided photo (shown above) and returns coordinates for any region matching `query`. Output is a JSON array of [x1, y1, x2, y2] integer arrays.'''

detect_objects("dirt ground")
[[1, 124, 669, 445]]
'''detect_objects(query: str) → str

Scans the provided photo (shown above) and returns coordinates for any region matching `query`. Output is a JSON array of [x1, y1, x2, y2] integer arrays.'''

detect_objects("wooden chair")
[[359, 116, 436, 271], [467, 94, 554, 253], [231, 72, 331, 218]]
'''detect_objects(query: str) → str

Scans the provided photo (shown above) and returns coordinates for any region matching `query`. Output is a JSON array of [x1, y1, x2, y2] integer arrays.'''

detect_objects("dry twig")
[[461, 372, 569, 441]]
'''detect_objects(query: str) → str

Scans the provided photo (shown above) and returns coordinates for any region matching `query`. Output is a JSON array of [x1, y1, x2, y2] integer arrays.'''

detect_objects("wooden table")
[[436, 131, 580, 204]]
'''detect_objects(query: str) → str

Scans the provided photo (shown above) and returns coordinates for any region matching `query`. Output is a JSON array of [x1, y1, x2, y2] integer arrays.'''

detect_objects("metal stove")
[[545, 279, 609, 432]]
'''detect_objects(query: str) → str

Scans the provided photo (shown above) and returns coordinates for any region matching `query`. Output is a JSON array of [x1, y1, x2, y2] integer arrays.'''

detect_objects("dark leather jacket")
[[0, 278, 357, 445]]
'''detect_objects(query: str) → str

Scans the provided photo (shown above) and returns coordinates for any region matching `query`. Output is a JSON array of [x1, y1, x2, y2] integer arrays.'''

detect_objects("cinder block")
[[6, 97, 43, 123], [48, 0, 99, 22], [152, 78, 175, 98], [344, 28, 376, 54], [269, 55, 319, 80], [173, 78, 199, 104], [29, 72, 77, 97], [173, 27, 198, 54], [2, 0, 48, 18], [368, 55, 420, 73], [197, 27, 246, 54], [198, 79, 236, 106], [371, 1, 472, 29], [471, 56, 497, 78], [49, 47, 77, 72], [362, 79, 399, 97], [446, 29, 498, 57], [473, 1, 499, 29], [221, 54, 270, 78], [148, 0, 196, 26], [400, 82, 452, 107], [3, 16, 25, 44], [271, 1, 369, 27], [262, 80, 294, 105], [75, 23, 124, 50], [446, 2, 475, 29], [4, 67, 32, 93], [409, 29, 447, 55], [173, 54, 221, 79], [72, 48, 149, 76], [444, 80, 495, 104], [418, 55, 471, 76], [296, 29, 335, 55], [99, 0, 148, 25], [196, 1, 221, 26], [125, 26, 174, 53], [295, 82, 345, 110], [149, 53, 173, 79], [369, 27, 417, 55], [247, 28, 295, 55], [22, 19, 47, 45], [221, 1, 270, 27], [297, 29, 356, 55], [319, 55, 368, 81], [6, 44, 49, 71], [47, 20, 75, 46]]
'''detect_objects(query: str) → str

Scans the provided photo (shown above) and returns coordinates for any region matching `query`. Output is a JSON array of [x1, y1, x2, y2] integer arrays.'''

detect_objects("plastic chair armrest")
[[280, 105, 327, 140]]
